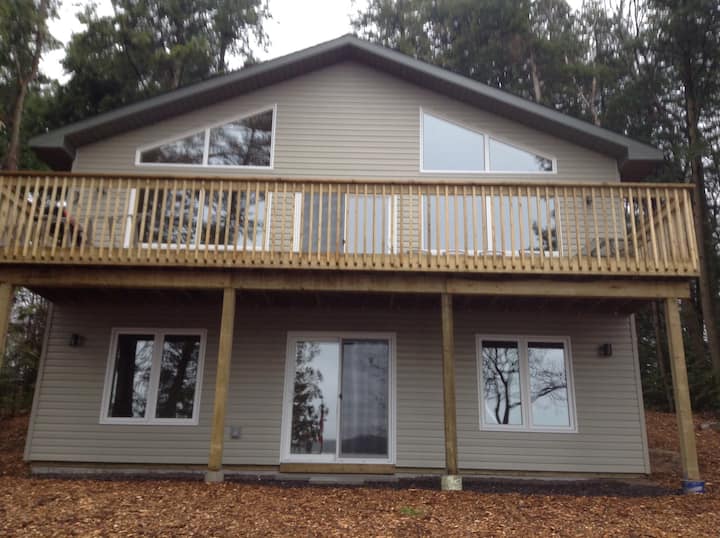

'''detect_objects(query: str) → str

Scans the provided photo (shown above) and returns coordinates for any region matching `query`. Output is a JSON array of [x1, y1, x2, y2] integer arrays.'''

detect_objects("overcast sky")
[[43, 0, 584, 83]]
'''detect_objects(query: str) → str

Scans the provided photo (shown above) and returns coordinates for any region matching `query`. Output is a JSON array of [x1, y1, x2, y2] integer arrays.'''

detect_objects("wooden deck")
[[0, 172, 698, 278]]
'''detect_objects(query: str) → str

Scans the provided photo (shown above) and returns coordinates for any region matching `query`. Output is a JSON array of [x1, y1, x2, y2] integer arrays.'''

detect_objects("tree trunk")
[[679, 293, 712, 406], [589, 76, 600, 126], [2, 81, 29, 170], [652, 301, 674, 412], [2, 0, 49, 171], [684, 68, 720, 384], [529, 49, 542, 103]]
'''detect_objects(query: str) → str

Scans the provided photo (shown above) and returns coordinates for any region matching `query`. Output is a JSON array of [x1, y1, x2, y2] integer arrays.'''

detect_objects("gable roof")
[[31, 34, 663, 178]]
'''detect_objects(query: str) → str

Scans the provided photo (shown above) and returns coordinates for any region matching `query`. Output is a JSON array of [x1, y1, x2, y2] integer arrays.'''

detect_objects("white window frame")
[[280, 331, 397, 465], [291, 193, 398, 254], [100, 328, 207, 425], [135, 104, 277, 170], [123, 189, 273, 251], [419, 108, 557, 175], [476, 334, 577, 433]]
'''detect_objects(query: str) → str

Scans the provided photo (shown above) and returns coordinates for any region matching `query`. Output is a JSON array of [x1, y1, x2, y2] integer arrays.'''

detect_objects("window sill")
[[479, 425, 578, 434], [99, 419, 200, 426]]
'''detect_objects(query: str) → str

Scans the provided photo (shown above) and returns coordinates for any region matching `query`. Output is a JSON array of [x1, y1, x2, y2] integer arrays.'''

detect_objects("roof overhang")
[[31, 34, 664, 179]]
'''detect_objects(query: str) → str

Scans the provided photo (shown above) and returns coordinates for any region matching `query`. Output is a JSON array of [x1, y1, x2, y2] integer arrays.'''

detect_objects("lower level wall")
[[25, 292, 649, 474]]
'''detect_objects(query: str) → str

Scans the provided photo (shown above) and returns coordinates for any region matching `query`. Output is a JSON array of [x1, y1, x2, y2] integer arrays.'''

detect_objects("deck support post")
[[440, 293, 461, 490], [0, 282, 13, 370], [206, 287, 236, 483], [663, 297, 703, 493]]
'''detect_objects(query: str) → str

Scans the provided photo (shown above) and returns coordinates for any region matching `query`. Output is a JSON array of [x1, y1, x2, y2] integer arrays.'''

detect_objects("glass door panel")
[[489, 194, 557, 255], [289, 341, 339, 456], [300, 193, 345, 254], [199, 190, 267, 249], [135, 189, 201, 246], [422, 194, 488, 253], [297, 193, 394, 254], [339, 340, 390, 459], [421, 193, 559, 255], [345, 195, 393, 254]]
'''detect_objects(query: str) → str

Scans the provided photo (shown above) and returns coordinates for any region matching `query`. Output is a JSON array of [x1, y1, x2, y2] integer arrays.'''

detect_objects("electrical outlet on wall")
[[230, 426, 242, 440]]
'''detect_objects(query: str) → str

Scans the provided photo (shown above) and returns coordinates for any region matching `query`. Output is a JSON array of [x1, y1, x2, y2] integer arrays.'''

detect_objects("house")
[[1, 35, 701, 490]]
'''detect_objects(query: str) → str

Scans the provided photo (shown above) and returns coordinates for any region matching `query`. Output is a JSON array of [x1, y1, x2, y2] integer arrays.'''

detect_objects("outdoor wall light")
[[69, 333, 82, 347], [598, 343, 613, 357]]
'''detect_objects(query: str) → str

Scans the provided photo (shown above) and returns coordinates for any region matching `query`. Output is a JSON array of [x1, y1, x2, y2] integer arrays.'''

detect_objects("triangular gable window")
[[139, 132, 205, 165], [421, 111, 554, 173], [208, 109, 273, 166], [138, 107, 275, 168], [489, 138, 553, 172], [422, 112, 485, 171]]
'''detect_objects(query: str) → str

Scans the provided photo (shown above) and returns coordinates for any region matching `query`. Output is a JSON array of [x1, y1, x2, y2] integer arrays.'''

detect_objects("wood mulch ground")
[[1, 412, 719, 537]]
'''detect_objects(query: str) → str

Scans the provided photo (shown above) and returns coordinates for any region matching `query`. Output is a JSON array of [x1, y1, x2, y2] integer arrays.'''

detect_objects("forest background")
[[1, 0, 718, 415]]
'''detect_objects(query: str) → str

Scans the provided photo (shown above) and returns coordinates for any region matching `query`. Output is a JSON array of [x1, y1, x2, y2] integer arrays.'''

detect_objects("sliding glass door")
[[339, 339, 390, 458], [295, 193, 395, 254], [284, 334, 393, 463], [421, 193, 559, 255]]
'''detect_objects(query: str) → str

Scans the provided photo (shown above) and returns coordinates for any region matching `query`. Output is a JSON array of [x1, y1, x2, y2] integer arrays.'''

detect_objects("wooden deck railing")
[[0, 173, 699, 277]]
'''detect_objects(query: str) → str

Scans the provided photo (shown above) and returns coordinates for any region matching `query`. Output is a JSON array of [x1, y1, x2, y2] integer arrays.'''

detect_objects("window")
[[420, 110, 555, 173], [421, 194, 488, 253], [477, 336, 575, 432], [281, 333, 395, 463], [293, 193, 395, 255], [422, 112, 486, 171], [420, 193, 558, 255], [139, 132, 205, 165], [489, 138, 553, 172], [101, 329, 206, 424], [125, 188, 269, 250], [137, 106, 275, 168]]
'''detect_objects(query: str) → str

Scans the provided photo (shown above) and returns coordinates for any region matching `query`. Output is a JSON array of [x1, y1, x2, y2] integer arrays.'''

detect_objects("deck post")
[[0, 282, 13, 370], [206, 287, 236, 483], [663, 297, 703, 493], [440, 292, 461, 490]]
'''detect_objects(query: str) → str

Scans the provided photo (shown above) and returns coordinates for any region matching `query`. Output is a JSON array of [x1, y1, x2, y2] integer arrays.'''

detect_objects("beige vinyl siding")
[[223, 304, 444, 467], [26, 298, 221, 464], [72, 62, 619, 183], [27, 294, 647, 473], [455, 308, 648, 473]]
